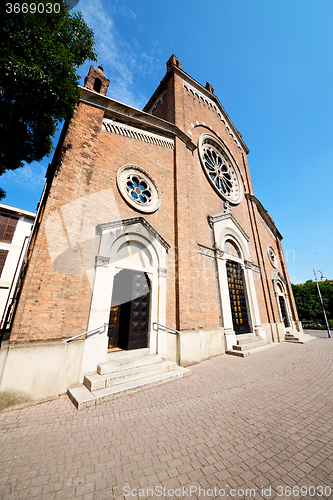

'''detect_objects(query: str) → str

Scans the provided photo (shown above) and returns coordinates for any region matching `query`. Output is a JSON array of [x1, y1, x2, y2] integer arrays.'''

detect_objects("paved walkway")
[[1, 330, 332, 500]]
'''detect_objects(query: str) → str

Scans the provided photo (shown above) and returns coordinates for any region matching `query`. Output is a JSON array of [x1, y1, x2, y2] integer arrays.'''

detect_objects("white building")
[[0, 203, 35, 329]]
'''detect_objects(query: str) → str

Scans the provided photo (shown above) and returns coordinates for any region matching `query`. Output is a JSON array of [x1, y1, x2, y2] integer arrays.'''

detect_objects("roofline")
[[245, 194, 283, 240], [79, 87, 196, 152], [0, 203, 36, 219], [144, 65, 249, 154]]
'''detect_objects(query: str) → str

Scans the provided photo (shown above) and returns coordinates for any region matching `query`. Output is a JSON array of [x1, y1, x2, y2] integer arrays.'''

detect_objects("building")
[[0, 204, 35, 332], [0, 56, 305, 409]]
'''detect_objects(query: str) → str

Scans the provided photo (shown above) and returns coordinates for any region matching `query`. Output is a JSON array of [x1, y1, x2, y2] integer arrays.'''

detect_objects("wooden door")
[[127, 271, 150, 350], [227, 260, 250, 334], [108, 270, 150, 350]]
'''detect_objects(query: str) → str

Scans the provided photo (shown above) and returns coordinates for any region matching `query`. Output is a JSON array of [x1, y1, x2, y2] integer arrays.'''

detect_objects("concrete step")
[[236, 335, 265, 345], [232, 339, 270, 351], [67, 384, 96, 409], [91, 368, 190, 406], [98, 354, 162, 375], [285, 333, 316, 344], [235, 333, 257, 341], [68, 351, 191, 410], [227, 343, 278, 357], [68, 365, 190, 410], [106, 348, 150, 361], [84, 360, 176, 391]]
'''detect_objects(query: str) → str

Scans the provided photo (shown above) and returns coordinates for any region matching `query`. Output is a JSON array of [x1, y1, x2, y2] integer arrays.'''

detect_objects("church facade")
[[0, 55, 302, 406]]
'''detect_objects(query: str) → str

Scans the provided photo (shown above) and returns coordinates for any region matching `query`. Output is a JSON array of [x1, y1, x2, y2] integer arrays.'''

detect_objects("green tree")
[[0, 0, 97, 198], [292, 279, 333, 321]]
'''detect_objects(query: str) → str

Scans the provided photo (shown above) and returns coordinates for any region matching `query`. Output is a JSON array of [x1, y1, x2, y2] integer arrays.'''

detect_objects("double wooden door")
[[108, 270, 150, 350], [226, 260, 250, 334]]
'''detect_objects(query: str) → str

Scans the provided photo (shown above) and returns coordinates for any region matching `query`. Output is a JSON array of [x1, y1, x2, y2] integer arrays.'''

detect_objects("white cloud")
[[76, 0, 160, 109], [1, 163, 47, 191]]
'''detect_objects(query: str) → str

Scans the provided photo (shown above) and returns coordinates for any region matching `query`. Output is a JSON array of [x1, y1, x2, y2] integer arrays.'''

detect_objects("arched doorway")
[[108, 269, 151, 350], [274, 278, 291, 329], [210, 215, 266, 351], [278, 295, 290, 328], [82, 217, 170, 375]]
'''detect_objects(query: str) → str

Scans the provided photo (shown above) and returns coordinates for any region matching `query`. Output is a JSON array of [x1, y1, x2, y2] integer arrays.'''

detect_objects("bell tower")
[[84, 65, 110, 96]]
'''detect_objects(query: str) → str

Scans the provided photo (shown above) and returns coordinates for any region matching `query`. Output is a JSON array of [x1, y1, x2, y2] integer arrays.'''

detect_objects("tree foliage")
[[0, 0, 97, 192], [292, 280, 333, 321]]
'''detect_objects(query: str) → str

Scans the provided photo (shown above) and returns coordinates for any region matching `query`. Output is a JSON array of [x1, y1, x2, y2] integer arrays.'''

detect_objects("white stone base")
[[167, 327, 225, 367], [262, 322, 286, 343], [224, 328, 237, 351], [0, 340, 84, 409]]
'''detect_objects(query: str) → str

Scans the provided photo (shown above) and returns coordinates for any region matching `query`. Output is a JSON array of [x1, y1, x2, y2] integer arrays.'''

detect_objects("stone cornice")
[[79, 87, 196, 152], [177, 69, 249, 154], [245, 193, 282, 241], [183, 81, 243, 151], [102, 118, 174, 149], [198, 243, 260, 272], [258, 212, 276, 242], [197, 243, 225, 260], [197, 243, 215, 258], [244, 260, 261, 273], [207, 213, 250, 242], [96, 216, 171, 253]]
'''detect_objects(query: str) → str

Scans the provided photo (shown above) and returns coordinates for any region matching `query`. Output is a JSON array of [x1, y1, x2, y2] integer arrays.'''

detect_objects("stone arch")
[[209, 210, 266, 350], [272, 272, 292, 329], [81, 217, 170, 375], [219, 226, 250, 262]]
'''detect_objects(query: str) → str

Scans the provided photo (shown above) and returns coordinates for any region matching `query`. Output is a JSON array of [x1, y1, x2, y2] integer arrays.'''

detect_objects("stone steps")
[[98, 353, 163, 375], [227, 333, 277, 357], [85, 360, 177, 391], [67, 350, 190, 410], [227, 343, 277, 357], [285, 331, 316, 344], [106, 347, 150, 360], [232, 339, 270, 351]]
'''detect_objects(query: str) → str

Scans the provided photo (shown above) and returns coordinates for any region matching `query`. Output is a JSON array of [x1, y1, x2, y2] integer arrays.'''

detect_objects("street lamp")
[[313, 270, 331, 338]]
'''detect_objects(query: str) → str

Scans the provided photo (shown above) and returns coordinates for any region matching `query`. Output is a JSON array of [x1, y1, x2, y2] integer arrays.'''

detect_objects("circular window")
[[117, 165, 161, 213], [198, 134, 242, 204], [267, 245, 278, 268]]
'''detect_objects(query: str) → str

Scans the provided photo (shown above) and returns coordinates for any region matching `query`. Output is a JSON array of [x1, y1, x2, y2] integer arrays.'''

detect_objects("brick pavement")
[[1, 330, 333, 500]]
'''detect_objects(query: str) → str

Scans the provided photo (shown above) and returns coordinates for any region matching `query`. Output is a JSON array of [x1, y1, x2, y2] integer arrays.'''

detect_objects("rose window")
[[117, 165, 161, 213], [198, 135, 242, 204], [126, 175, 152, 205], [267, 245, 278, 268], [204, 147, 233, 194]]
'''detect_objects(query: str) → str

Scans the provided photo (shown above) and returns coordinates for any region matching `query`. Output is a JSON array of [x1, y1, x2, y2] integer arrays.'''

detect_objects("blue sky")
[[2, 0, 332, 283]]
